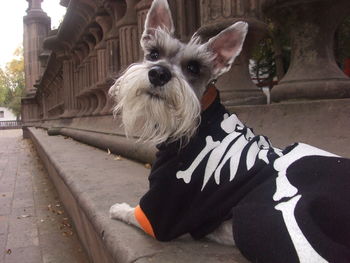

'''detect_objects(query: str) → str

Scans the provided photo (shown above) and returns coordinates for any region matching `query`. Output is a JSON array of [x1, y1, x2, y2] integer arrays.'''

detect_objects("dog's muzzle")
[[148, 65, 172, 87]]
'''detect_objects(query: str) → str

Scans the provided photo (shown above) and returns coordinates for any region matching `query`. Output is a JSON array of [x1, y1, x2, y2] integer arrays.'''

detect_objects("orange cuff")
[[134, 205, 155, 238]]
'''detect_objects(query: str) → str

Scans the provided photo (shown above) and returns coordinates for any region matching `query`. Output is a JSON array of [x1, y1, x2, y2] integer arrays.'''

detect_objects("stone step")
[[27, 127, 247, 263]]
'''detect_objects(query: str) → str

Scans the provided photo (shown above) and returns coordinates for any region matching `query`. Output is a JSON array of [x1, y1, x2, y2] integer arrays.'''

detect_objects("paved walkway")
[[0, 129, 89, 263]]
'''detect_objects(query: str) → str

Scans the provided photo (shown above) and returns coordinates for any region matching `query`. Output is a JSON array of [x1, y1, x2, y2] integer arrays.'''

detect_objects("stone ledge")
[[229, 98, 350, 157], [27, 127, 247, 263]]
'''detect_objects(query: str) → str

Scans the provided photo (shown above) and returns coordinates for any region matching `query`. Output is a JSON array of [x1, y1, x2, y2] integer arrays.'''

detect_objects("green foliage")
[[251, 22, 291, 86], [0, 70, 9, 105], [251, 37, 277, 83], [0, 46, 25, 118]]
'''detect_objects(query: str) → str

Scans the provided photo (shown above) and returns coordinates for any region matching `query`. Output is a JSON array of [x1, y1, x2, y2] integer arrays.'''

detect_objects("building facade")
[[0, 107, 17, 121]]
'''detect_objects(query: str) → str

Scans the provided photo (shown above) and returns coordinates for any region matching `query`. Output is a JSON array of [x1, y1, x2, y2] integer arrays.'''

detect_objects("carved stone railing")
[[0, 120, 22, 130], [21, 0, 350, 160], [23, 0, 273, 125], [263, 0, 350, 102]]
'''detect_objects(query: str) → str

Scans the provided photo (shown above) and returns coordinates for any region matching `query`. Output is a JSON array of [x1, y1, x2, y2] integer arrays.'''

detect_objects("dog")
[[109, 0, 350, 262]]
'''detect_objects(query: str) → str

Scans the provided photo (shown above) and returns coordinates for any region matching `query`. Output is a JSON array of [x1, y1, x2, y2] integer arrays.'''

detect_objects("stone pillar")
[[264, 0, 350, 102], [23, 0, 51, 94], [198, 0, 267, 106], [61, 59, 79, 117], [173, 0, 200, 41], [98, 1, 127, 115], [95, 14, 114, 115], [136, 0, 152, 58], [85, 52, 99, 116], [91, 41, 107, 116], [117, 0, 139, 69]]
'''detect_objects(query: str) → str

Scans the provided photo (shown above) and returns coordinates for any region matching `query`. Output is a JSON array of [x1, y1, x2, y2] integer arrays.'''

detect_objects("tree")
[[0, 70, 9, 105], [0, 47, 25, 119], [251, 22, 291, 88]]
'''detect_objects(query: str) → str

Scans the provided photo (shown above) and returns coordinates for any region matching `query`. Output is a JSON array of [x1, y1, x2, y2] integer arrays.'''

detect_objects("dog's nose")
[[148, 66, 172, 86]]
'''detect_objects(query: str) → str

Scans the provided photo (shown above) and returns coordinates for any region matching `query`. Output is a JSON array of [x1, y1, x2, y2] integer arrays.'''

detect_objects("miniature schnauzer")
[[109, 0, 350, 262]]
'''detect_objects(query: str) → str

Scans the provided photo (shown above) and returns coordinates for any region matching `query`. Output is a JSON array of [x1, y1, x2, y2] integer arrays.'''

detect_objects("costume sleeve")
[[134, 205, 155, 238]]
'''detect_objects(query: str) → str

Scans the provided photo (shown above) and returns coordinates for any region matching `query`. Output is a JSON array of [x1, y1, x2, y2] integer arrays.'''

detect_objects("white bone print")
[[273, 143, 337, 202], [272, 143, 337, 262], [275, 195, 328, 263], [202, 131, 242, 190], [176, 136, 220, 183]]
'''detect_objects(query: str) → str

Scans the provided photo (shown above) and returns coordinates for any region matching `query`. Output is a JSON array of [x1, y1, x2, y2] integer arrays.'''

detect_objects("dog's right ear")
[[141, 0, 175, 47]]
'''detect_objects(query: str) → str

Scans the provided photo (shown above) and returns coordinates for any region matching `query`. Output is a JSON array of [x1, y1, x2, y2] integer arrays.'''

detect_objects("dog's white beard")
[[110, 64, 201, 145]]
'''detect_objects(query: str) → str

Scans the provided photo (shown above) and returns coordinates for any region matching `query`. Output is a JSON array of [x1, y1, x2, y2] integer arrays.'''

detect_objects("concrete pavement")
[[0, 129, 89, 263]]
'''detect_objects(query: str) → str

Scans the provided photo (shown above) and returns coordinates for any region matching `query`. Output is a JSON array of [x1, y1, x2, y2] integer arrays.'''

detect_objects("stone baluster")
[[61, 59, 79, 117], [76, 63, 86, 116], [90, 21, 109, 116], [136, 0, 152, 58], [198, 0, 267, 106], [92, 42, 108, 115], [117, 0, 140, 70], [97, 45, 107, 83], [85, 52, 99, 116], [73, 63, 81, 113], [173, 0, 200, 41], [79, 58, 91, 116], [263, 0, 350, 102], [102, 38, 119, 115], [96, 13, 117, 115]]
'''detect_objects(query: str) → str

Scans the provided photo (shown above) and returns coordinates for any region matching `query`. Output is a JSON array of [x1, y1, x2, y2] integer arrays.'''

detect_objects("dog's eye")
[[187, 60, 201, 75], [148, 49, 160, 61]]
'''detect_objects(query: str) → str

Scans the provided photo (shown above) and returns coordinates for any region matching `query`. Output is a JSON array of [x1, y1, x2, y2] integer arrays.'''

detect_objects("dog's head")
[[109, 0, 248, 144]]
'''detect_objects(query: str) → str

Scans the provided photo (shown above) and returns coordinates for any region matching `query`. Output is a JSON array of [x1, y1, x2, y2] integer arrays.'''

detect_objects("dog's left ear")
[[205, 21, 248, 78], [141, 0, 175, 47]]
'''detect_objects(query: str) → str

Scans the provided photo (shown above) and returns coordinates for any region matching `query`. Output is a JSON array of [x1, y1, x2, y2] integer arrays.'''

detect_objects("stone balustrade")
[[263, 0, 350, 102], [21, 0, 350, 139], [22, 0, 276, 124]]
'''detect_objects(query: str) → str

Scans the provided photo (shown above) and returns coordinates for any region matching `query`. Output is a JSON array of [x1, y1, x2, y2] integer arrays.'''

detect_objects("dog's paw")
[[109, 202, 133, 221]]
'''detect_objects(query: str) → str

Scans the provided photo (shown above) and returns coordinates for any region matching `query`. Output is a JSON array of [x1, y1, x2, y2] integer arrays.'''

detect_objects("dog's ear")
[[141, 0, 175, 47], [206, 21, 248, 78]]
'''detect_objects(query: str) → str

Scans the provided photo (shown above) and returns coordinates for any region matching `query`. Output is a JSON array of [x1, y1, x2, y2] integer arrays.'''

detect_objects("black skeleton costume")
[[135, 91, 350, 263]]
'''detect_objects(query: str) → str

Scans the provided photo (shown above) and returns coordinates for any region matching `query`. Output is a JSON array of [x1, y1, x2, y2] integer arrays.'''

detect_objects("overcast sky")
[[0, 0, 66, 69]]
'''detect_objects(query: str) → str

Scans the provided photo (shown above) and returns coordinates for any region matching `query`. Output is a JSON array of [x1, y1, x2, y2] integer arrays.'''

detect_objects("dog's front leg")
[[109, 203, 140, 228]]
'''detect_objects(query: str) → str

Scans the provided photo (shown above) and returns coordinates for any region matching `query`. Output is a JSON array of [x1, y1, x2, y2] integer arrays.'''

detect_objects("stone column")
[[98, 1, 127, 115], [23, 0, 51, 94], [61, 59, 79, 117], [85, 52, 99, 116], [90, 17, 109, 116], [117, 0, 139, 70], [198, 0, 267, 106], [173, 0, 200, 41], [264, 0, 350, 102], [92, 42, 108, 115], [136, 0, 152, 58]]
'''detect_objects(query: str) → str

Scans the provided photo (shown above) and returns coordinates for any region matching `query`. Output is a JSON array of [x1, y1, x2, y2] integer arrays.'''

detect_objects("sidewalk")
[[0, 129, 89, 263]]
